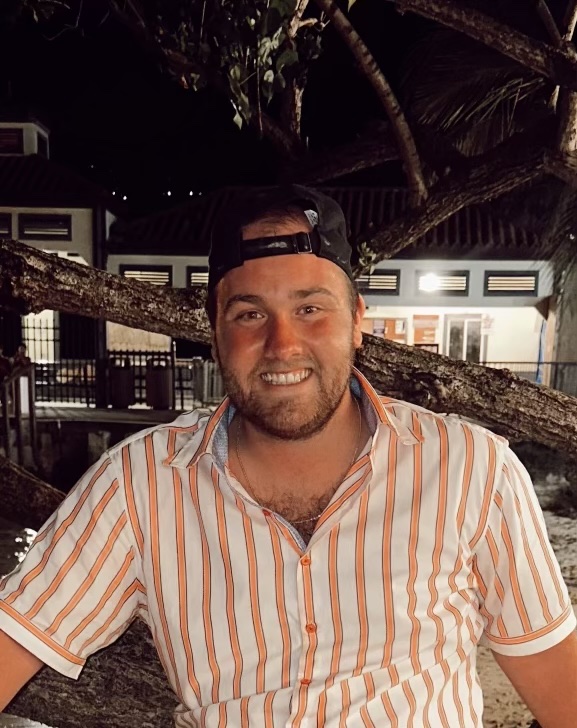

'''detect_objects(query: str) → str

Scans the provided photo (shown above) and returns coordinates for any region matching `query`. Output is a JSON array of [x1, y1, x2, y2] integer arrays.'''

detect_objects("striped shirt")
[[0, 368, 575, 727]]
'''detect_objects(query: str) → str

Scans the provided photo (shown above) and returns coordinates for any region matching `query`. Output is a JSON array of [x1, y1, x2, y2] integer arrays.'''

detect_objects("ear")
[[352, 294, 366, 349]]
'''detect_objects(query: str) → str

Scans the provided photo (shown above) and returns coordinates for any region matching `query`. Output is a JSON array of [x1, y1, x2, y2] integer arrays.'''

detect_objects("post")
[[14, 375, 24, 465], [28, 367, 40, 472], [1, 383, 11, 460]]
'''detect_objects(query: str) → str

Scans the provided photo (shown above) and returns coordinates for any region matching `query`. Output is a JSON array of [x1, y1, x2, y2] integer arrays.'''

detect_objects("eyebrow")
[[223, 287, 338, 315]]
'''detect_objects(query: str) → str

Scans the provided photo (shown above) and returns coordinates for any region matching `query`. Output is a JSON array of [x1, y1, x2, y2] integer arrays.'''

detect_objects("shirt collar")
[[166, 366, 422, 470]]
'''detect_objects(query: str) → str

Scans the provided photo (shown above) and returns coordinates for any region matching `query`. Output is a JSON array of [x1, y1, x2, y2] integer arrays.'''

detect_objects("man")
[[0, 185, 576, 726]]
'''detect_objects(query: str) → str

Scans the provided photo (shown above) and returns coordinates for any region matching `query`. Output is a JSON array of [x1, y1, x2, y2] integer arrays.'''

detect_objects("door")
[[445, 316, 484, 363]]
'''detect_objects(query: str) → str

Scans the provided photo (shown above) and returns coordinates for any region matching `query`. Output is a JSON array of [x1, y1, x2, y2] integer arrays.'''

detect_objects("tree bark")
[[291, 130, 400, 183], [3, 240, 577, 459], [7, 620, 176, 728], [355, 143, 547, 268], [0, 457, 63, 531], [385, 0, 577, 90], [314, 0, 428, 205]]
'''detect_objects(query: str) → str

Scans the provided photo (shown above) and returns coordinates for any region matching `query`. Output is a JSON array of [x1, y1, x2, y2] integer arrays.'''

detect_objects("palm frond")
[[401, 28, 547, 156]]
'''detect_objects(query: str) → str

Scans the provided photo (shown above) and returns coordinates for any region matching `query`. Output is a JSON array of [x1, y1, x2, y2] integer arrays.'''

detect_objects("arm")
[[491, 630, 577, 728], [0, 629, 44, 710]]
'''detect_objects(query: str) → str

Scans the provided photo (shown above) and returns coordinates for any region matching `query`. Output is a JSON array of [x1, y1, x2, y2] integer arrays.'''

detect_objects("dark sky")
[[0, 1, 428, 215]]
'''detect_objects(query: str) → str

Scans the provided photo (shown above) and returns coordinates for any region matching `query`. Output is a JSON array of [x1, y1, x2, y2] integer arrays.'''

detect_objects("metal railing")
[[481, 361, 577, 397], [1, 364, 40, 469], [32, 354, 225, 409]]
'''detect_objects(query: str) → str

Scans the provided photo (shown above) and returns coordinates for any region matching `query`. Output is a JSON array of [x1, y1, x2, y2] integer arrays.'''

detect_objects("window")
[[37, 132, 48, 158], [0, 128, 24, 154], [416, 270, 469, 297], [444, 315, 485, 363], [0, 214, 11, 237], [120, 265, 172, 287], [356, 269, 400, 295], [187, 266, 209, 287], [484, 271, 538, 296], [18, 214, 72, 241]]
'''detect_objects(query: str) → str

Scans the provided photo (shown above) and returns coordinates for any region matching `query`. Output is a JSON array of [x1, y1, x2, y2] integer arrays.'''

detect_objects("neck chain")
[[234, 396, 363, 525]]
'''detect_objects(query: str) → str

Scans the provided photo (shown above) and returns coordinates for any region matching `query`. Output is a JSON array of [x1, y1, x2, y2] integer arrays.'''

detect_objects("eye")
[[300, 305, 320, 315], [236, 310, 264, 321]]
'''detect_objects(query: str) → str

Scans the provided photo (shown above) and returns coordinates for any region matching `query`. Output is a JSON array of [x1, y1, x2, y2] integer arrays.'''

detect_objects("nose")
[[265, 314, 303, 358]]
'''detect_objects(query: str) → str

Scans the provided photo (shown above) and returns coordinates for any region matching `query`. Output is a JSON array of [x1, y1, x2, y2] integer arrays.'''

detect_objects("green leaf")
[[276, 48, 298, 73]]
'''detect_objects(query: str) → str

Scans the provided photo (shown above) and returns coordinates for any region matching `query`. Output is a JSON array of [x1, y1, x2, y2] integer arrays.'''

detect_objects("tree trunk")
[[2, 240, 577, 460]]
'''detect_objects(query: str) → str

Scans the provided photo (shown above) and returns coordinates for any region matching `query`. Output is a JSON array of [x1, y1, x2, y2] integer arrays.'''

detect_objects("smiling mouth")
[[260, 369, 312, 386]]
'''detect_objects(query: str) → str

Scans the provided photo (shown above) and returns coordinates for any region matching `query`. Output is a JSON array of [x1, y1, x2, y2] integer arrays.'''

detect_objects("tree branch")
[[355, 142, 547, 267], [0, 456, 63, 530], [290, 129, 399, 184], [535, 0, 562, 45], [563, 0, 577, 41], [3, 240, 577, 456], [314, 0, 427, 205], [288, 0, 310, 39], [385, 0, 577, 90]]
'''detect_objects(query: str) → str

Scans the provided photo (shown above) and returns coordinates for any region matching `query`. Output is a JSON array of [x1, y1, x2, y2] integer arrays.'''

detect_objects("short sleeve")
[[0, 453, 145, 678], [474, 447, 576, 656]]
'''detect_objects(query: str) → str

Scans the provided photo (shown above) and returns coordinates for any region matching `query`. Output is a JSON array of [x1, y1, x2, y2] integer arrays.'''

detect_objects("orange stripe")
[[510, 461, 566, 608], [189, 465, 221, 702], [381, 431, 398, 671], [320, 464, 371, 530], [264, 691, 275, 728], [0, 600, 85, 665], [270, 526, 291, 687], [468, 437, 497, 550], [484, 527, 509, 637], [235, 494, 267, 694], [24, 480, 120, 619], [421, 670, 434, 728], [187, 398, 229, 467], [214, 465, 244, 699], [457, 424, 474, 533], [240, 696, 249, 728], [499, 512, 533, 633], [380, 692, 398, 727], [339, 681, 351, 727], [79, 580, 144, 653], [146, 434, 184, 700], [407, 412, 423, 674], [45, 513, 127, 637], [402, 682, 418, 724], [488, 605, 573, 644], [171, 429, 201, 703], [122, 445, 144, 556], [318, 526, 342, 724], [353, 488, 370, 676], [64, 551, 137, 650], [359, 674, 376, 727], [6, 459, 113, 605]]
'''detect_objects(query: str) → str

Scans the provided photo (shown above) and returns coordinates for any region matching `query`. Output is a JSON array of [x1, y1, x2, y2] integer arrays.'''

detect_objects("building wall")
[[0, 206, 94, 265], [363, 305, 544, 362], [0, 121, 49, 156]]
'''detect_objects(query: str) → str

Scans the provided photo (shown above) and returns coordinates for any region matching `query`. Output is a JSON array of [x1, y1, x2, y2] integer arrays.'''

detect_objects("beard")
[[214, 342, 356, 441]]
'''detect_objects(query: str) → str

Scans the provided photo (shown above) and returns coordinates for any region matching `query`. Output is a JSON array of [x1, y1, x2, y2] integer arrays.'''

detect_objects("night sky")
[[0, 0, 425, 216]]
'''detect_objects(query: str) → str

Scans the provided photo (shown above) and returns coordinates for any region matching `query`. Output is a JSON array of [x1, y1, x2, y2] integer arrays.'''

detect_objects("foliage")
[[402, 28, 548, 157], [143, 0, 323, 130]]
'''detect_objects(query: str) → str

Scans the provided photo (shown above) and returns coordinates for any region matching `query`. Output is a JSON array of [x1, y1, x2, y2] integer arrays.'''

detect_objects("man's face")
[[212, 217, 365, 440]]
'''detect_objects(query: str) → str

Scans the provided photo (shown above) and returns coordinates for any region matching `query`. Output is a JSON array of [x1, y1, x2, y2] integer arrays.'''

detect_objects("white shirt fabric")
[[0, 368, 574, 727]]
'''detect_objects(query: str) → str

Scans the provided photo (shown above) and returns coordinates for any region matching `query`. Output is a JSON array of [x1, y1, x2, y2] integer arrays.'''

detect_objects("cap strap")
[[241, 229, 321, 261]]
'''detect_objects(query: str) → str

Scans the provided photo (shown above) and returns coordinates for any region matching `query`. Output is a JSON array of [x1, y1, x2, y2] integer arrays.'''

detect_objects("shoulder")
[[106, 407, 214, 461], [379, 395, 510, 452]]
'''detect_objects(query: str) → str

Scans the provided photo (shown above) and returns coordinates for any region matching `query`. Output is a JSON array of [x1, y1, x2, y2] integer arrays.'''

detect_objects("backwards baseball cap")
[[208, 185, 353, 292]]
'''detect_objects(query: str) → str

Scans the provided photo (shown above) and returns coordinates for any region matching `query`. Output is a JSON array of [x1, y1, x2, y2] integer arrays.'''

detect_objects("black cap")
[[208, 185, 353, 291]]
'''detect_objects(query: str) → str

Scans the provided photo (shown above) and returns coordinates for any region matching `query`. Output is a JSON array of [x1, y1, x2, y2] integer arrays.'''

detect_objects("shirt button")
[[305, 623, 316, 633], [300, 555, 311, 566], [262, 509, 272, 517], [300, 678, 311, 686]]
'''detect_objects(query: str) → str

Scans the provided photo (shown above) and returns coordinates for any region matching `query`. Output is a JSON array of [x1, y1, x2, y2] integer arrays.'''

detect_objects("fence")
[[481, 362, 577, 397], [33, 353, 225, 409], [1, 364, 40, 470]]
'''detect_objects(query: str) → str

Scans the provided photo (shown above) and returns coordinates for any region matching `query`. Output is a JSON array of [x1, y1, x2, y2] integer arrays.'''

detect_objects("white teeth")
[[261, 369, 310, 385]]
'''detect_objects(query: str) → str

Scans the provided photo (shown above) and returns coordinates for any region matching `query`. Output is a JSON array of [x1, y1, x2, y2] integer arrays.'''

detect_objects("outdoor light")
[[123, 195, 127, 201], [189, 191, 193, 196], [167, 190, 172, 196], [419, 272, 441, 292]]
